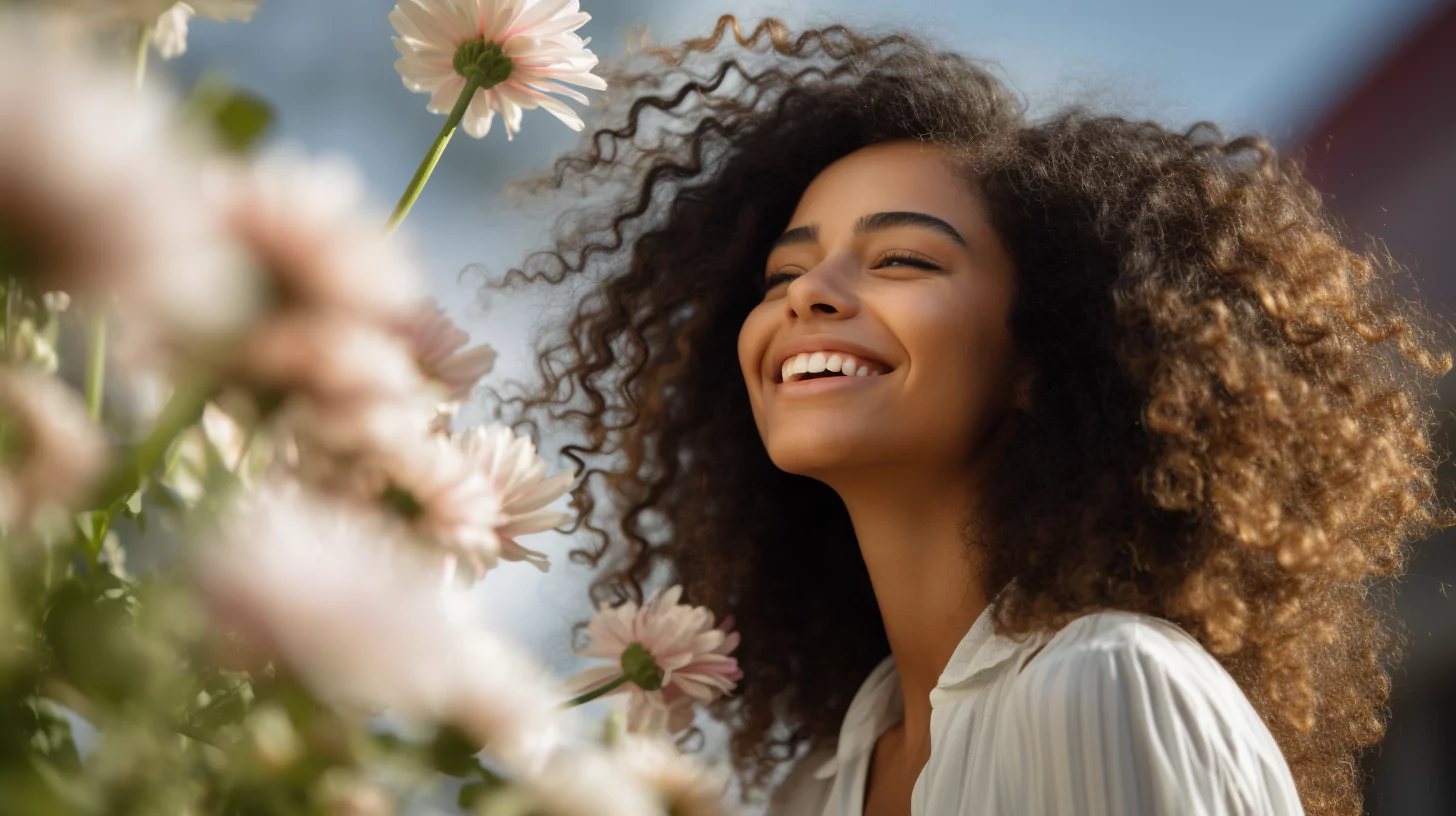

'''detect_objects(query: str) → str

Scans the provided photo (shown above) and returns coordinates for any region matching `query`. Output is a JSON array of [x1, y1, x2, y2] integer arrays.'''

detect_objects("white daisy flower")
[[205, 151, 425, 324], [453, 423, 576, 572], [613, 733, 732, 816], [514, 748, 664, 816], [154, 1, 262, 59], [376, 433, 505, 579], [448, 625, 571, 776], [398, 298, 497, 431], [56, 0, 260, 59], [297, 429, 505, 583], [195, 482, 572, 773], [232, 311, 427, 410], [391, 0, 607, 140], [0, 19, 255, 343]]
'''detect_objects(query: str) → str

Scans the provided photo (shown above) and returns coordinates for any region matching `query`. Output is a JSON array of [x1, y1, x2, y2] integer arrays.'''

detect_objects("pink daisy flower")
[[565, 585, 743, 735], [453, 423, 575, 572], [390, 0, 607, 140], [399, 297, 497, 404]]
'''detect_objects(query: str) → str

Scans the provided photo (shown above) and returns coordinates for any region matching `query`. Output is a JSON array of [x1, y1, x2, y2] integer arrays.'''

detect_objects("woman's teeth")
[[780, 352, 887, 383]]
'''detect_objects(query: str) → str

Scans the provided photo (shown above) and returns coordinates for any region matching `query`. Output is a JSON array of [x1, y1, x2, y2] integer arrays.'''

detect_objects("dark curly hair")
[[480, 15, 1455, 816]]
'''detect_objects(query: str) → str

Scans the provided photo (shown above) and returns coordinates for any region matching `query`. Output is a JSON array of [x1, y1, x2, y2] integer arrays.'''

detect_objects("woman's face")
[[737, 139, 1023, 482]]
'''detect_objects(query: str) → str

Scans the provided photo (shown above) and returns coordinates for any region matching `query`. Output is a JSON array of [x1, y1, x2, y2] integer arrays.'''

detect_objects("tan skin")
[[737, 140, 1028, 816]]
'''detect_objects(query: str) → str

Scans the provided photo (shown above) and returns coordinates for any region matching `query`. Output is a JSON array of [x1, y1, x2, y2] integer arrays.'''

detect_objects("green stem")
[[194, 681, 247, 719], [560, 674, 631, 709], [3, 283, 15, 362], [86, 511, 111, 576], [172, 722, 222, 750], [385, 76, 481, 236], [92, 380, 211, 511], [84, 310, 105, 423], [135, 25, 153, 91]]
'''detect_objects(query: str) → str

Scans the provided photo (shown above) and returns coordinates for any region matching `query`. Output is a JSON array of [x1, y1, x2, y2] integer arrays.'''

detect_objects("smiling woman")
[[483, 14, 1453, 816], [739, 141, 1022, 491]]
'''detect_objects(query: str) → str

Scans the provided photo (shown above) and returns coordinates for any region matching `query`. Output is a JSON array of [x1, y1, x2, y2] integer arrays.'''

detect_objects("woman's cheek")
[[736, 309, 773, 403]]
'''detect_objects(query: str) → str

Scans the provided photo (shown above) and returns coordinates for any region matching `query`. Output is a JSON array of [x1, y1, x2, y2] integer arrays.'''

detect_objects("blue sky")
[[171, 0, 1445, 302], [657, 0, 1443, 139]]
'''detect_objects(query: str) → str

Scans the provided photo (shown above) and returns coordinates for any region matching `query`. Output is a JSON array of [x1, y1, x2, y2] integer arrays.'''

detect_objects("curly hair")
[[480, 15, 1455, 815]]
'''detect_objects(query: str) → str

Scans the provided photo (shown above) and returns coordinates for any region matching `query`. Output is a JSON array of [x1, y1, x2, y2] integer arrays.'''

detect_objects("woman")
[[488, 15, 1453, 816]]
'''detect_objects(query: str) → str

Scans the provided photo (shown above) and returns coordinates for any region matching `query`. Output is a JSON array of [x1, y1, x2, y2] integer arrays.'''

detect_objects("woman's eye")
[[764, 271, 797, 291], [763, 252, 939, 293], [876, 251, 941, 270]]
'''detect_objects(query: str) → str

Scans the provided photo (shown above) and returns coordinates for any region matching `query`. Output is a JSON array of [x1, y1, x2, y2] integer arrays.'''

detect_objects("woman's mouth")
[[777, 351, 891, 384]]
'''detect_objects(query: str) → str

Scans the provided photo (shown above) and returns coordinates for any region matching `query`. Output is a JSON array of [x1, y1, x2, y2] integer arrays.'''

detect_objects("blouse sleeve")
[[989, 624, 1305, 816]]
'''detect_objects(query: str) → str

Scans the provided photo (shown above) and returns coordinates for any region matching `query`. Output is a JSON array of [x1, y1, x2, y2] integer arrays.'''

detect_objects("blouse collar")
[[810, 594, 1027, 782]]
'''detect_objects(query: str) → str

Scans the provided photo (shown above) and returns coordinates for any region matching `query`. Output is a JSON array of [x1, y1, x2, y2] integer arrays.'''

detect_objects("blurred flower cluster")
[[0, 2, 740, 814]]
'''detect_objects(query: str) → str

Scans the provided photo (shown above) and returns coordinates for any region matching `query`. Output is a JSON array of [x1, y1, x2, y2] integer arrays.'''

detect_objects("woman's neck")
[[830, 464, 991, 772]]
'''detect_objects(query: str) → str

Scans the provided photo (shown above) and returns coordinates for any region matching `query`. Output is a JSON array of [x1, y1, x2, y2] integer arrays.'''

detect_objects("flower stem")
[[84, 309, 105, 423], [385, 76, 481, 236], [135, 25, 153, 91], [3, 283, 16, 361], [90, 23, 152, 428], [561, 674, 631, 709], [92, 379, 211, 511]]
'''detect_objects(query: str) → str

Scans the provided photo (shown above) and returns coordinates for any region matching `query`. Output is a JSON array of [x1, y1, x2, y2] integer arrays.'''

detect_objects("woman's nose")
[[785, 259, 858, 320]]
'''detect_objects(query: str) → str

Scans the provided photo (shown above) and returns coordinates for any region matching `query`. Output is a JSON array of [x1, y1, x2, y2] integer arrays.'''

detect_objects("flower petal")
[[505, 0, 578, 39], [462, 90, 498, 138], [505, 469, 574, 514], [563, 663, 624, 695], [425, 75, 468, 114]]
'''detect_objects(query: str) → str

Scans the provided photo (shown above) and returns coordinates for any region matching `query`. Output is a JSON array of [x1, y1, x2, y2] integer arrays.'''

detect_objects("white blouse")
[[763, 608, 1304, 816]]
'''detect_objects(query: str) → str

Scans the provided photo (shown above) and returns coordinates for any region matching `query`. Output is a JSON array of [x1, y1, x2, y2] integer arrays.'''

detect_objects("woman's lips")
[[774, 369, 887, 395], [776, 351, 893, 384], [773, 343, 895, 382]]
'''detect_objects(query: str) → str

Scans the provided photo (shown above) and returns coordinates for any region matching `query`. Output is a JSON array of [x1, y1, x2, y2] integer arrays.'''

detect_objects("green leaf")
[[458, 761, 509, 809], [213, 92, 274, 153], [458, 780, 489, 810], [90, 568, 126, 593], [42, 579, 146, 706], [430, 726, 483, 778], [191, 683, 249, 733], [125, 482, 145, 516], [22, 699, 81, 771], [148, 482, 186, 515], [181, 78, 275, 154], [474, 788, 539, 816], [25, 754, 101, 813]]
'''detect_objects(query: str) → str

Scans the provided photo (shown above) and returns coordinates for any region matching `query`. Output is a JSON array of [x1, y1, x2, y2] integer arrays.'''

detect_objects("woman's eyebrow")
[[769, 210, 968, 251]]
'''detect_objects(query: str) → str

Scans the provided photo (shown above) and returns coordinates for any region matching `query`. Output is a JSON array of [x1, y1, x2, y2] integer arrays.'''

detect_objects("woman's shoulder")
[[1007, 608, 1255, 723], [1014, 609, 1235, 685], [1036, 608, 1202, 651], [991, 609, 1305, 814]]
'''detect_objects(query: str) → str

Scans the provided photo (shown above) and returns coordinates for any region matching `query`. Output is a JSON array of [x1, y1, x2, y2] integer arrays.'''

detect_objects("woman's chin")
[[766, 438, 880, 479]]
